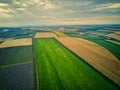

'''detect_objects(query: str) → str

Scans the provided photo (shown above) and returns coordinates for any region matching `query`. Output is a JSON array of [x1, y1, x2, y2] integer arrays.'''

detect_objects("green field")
[[33, 38, 119, 90], [0, 45, 33, 66]]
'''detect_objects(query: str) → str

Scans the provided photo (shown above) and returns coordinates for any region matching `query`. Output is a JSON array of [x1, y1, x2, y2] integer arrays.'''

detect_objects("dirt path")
[[56, 37, 120, 86]]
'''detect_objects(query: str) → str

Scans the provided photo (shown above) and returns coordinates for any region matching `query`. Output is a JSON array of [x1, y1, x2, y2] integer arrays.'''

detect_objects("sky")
[[0, 0, 120, 26]]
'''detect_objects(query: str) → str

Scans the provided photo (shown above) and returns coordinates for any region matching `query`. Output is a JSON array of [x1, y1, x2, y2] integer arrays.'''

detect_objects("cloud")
[[63, 16, 120, 21], [93, 3, 120, 11], [0, 13, 12, 18], [0, 8, 14, 13], [16, 8, 25, 11], [0, 3, 9, 7]]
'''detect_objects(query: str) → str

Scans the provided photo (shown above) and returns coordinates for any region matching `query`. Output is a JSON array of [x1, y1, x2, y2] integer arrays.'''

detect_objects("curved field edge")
[[33, 38, 119, 90], [66, 33, 120, 61]]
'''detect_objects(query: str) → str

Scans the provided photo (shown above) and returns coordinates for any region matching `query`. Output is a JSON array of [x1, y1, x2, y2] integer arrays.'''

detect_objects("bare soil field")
[[0, 38, 32, 48], [34, 32, 57, 38], [107, 33, 120, 40], [56, 37, 120, 86]]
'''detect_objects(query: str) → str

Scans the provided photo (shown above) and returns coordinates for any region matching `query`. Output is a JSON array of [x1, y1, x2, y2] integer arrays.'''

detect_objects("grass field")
[[67, 33, 120, 60], [33, 38, 119, 90], [0, 63, 34, 90], [0, 45, 33, 66]]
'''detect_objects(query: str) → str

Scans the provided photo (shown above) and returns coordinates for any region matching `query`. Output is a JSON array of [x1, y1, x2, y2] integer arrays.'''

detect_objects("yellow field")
[[0, 38, 32, 48], [34, 32, 57, 38]]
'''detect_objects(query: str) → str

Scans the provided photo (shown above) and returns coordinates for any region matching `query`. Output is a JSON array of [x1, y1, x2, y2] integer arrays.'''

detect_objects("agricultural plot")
[[0, 63, 34, 90], [107, 33, 120, 40], [34, 32, 57, 38], [33, 38, 119, 90], [0, 45, 33, 66], [66, 33, 120, 61], [0, 38, 32, 49], [88, 40, 120, 61]]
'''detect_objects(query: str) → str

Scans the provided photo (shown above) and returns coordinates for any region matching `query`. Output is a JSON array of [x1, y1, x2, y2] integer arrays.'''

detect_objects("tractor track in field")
[[0, 61, 33, 68]]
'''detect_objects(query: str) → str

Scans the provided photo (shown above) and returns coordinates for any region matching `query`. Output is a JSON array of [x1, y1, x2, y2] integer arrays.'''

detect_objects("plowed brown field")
[[56, 37, 120, 86]]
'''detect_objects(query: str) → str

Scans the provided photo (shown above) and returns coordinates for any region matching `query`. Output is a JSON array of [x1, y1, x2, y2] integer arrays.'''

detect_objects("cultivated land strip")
[[34, 32, 57, 38], [106, 40, 120, 45], [56, 37, 120, 86], [107, 33, 120, 40], [0, 38, 32, 48]]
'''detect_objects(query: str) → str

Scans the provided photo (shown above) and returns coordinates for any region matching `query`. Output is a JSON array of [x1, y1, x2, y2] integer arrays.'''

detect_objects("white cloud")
[[93, 3, 120, 11], [0, 13, 12, 18], [0, 3, 9, 7], [0, 8, 14, 13], [16, 8, 25, 11]]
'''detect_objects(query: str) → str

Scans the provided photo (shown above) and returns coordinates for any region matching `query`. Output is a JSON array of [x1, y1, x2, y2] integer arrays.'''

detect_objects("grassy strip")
[[33, 38, 119, 90], [32, 38, 39, 90]]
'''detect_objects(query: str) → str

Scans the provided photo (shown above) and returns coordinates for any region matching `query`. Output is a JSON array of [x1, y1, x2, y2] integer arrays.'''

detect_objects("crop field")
[[66, 33, 120, 61], [34, 32, 57, 38], [0, 45, 33, 66], [0, 38, 32, 49], [0, 63, 34, 90], [33, 38, 119, 90], [107, 33, 120, 40], [88, 39, 120, 61]]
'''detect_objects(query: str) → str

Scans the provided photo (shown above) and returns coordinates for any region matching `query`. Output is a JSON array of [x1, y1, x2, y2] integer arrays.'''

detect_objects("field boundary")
[[32, 38, 40, 90]]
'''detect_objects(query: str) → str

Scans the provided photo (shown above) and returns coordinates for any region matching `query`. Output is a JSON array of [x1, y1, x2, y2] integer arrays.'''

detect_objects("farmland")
[[66, 33, 120, 61], [0, 63, 34, 90], [0, 38, 32, 49], [33, 38, 119, 90], [0, 25, 120, 89], [0, 45, 34, 90], [0, 45, 33, 66], [34, 32, 57, 38]]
